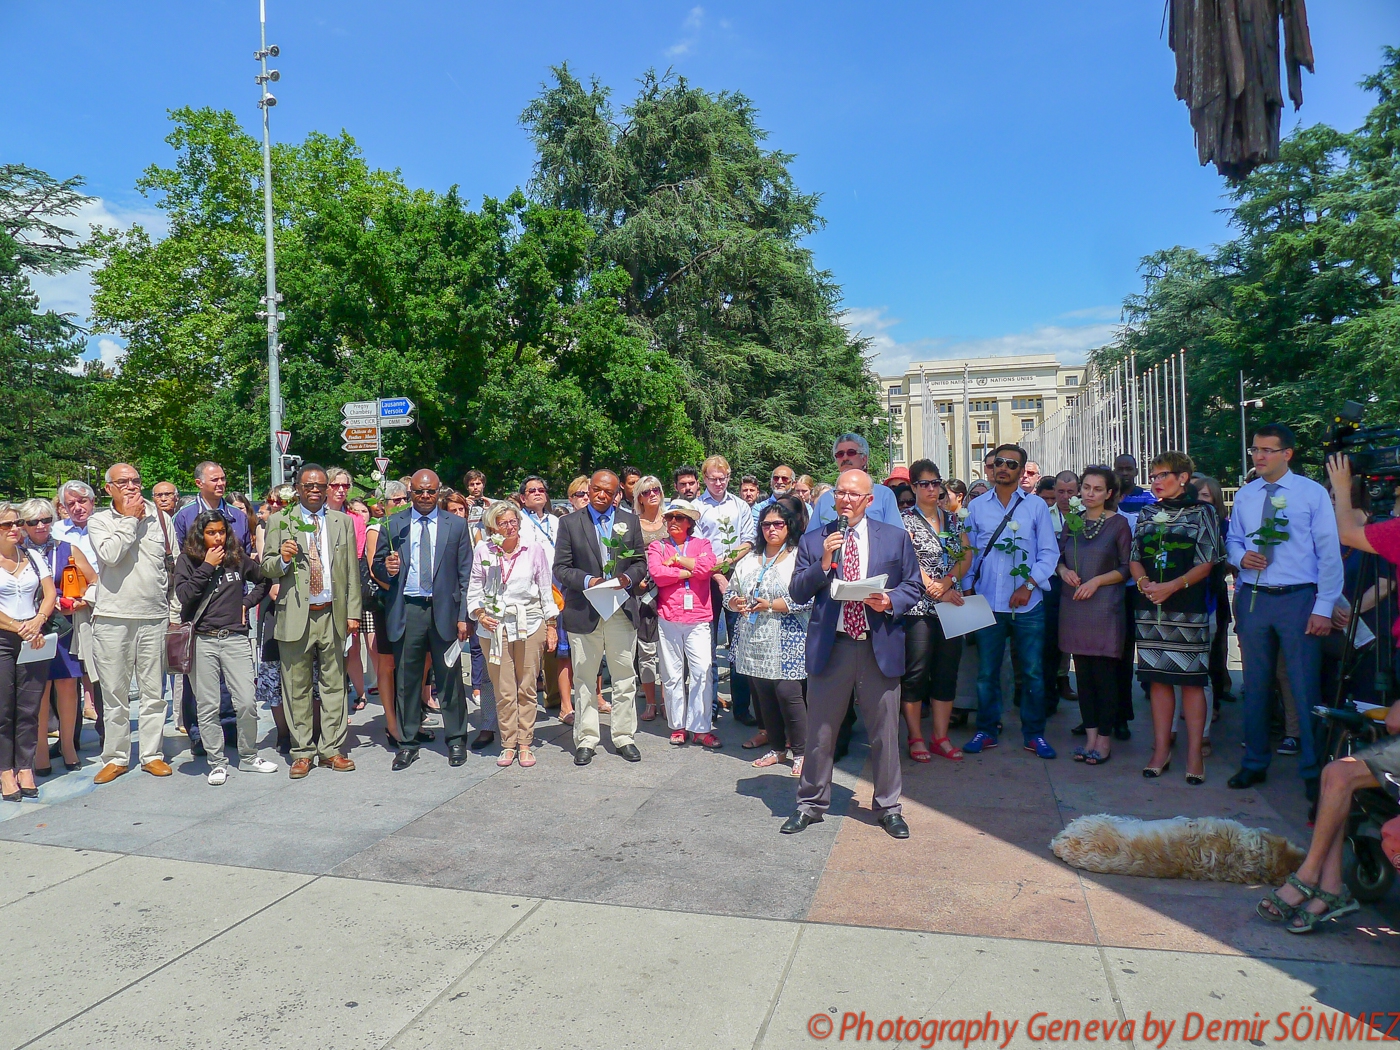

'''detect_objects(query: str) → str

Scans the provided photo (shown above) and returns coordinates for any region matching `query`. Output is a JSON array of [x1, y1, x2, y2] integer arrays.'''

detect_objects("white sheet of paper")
[[828, 574, 888, 602], [1353, 617, 1376, 649], [933, 593, 998, 639], [17, 632, 57, 665], [583, 579, 628, 621], [444, 639, 462, 666]]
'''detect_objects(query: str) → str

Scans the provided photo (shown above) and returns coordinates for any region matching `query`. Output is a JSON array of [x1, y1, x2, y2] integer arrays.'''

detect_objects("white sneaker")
[[207, 766, 229, 786], [239, 756, 278, 774]]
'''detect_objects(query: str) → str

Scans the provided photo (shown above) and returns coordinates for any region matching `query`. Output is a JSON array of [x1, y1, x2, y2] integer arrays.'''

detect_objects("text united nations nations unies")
[[804, 1009, 1400, 1045]]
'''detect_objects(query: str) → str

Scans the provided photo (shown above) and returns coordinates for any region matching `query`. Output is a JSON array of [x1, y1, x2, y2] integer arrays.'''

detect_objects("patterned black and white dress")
[[1130, 500, 1222, 686]]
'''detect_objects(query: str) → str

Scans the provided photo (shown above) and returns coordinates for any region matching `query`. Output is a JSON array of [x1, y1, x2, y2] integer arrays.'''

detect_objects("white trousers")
[[568, 613, 638, 750], [91, 617, 168, 767], [658, 619, 712, 734]]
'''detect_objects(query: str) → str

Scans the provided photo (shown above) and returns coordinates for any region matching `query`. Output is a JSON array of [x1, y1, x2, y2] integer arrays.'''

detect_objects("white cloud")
[[842, 305, 1122, 377], [95, 338, 126, 373], [666, 6, 705, 56]]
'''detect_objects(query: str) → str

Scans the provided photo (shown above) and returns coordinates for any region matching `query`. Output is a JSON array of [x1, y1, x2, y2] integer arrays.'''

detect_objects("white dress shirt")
[[403, 507, 439, 598], [835, 516, 870, 636], [520, 508, 558, 565], [696, 490, 756, 563], [284, 506, 333, 606], [54, 519, 100, 572], [1225, 469, 1344, 617]]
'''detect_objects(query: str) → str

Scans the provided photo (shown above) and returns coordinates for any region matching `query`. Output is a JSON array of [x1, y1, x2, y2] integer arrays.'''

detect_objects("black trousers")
[[751, 677, 807, 755], [1208, 604, 1231, 700], [902, 615, 963, 705], [1073, 654, 1120, 733], [394, 599, 466, 748], [1042, 577, 1064, 695], [0, 631, 48, 770], [1114, 596, 1137, 725]]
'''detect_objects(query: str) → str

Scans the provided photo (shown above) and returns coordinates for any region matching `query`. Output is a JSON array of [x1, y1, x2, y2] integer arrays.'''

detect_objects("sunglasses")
[[0, 521, 20, 530], [992, 457, 1022, 469], [771, 475, 792, 482], [760, 520, 787, 530], [23, 517, 55, 526], [411, 488, 439, 496], [912, 479, 941, 489]]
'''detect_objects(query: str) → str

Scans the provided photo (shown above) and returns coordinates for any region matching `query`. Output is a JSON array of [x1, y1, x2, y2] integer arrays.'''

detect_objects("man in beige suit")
[[261, 463, 362, 779]]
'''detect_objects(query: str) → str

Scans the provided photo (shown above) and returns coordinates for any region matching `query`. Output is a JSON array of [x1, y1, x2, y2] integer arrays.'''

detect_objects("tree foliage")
[[1095, 49, 1400, 482], [521, 65, 883, 479]]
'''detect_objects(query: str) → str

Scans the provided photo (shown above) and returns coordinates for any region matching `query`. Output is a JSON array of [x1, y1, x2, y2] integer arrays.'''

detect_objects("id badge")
[[747, 611, 759, 624], [683, 590, 694, 611]]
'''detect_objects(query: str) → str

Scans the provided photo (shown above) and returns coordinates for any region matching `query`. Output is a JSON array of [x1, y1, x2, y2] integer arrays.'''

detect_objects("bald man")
[[374, 469, 473, 769], [781, 469, 925, 838]]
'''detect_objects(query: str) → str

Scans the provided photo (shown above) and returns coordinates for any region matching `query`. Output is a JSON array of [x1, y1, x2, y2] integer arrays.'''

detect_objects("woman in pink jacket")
[[646, 500, 720, 748]]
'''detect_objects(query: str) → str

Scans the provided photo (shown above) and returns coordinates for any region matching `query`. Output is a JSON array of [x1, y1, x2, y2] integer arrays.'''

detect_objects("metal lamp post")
[[1238, 370, 1265, 485], [254, 1, 284, 484]]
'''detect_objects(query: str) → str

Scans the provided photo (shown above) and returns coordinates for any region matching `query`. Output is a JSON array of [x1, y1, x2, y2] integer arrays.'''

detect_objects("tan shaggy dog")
[[1050, 814, 1306, 884]]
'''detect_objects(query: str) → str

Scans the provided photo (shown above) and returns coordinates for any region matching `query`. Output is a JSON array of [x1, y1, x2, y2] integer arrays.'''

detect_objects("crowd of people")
[[1, 423, 1397, 931]]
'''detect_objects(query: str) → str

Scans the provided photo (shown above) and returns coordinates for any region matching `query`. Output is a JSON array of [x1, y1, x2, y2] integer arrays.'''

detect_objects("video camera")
[[1325, 400, 1400, 519]]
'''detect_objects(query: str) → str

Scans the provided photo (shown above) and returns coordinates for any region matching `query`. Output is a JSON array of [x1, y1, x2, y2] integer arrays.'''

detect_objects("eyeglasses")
[[1147, 471, 1184, 483], [834, 489, 869, 501], [411, 487, 439, 496], [1247, 446, 1291, 456], [496, 519, 520, 531], [22, 517, 54, 527], [705, 474, 730, 485], [771, 474, 792, 483], [760, 520, 786, 530], [523, 487, 547, 496], [109, 477, 142, 488], [912, 479, 941, 489], [834, 448, 862, 458], [388, 496, 408, 505], [992, 457, 1022, 469]]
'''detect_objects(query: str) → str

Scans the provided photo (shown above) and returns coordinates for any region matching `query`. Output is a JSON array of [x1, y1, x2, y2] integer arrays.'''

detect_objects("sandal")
[[1084, 750, 1110, 765], [752, 749, 783, 768], [929, 736, 963, 761], [597, 697, 612, 714], [1286, 886, 1360, 934], [518, 748, 535, 768], [908, 737, 932, 763], [1073, 746, 1088, 762], [742, 730, 770, 750], [560, 712, 575, 726], [496, 748, 516, 768], [640, 703, 658, 722], [670, 730, 688, 746], [1257, 873, 1314, 923]]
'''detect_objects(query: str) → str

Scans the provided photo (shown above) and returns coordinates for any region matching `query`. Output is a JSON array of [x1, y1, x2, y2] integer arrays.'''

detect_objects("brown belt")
[[309, 602, 333, 612]]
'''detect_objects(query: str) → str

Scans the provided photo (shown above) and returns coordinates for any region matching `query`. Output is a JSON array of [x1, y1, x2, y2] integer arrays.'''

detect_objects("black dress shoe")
[[416, 729, 436, 743], [879, 813, 910, 839], [391, 748, 419, 771], [948, 710, 969, 729], [1071, 722, 1087, 737], [780, 811, 823, 834], [617, 743, 641, 763], [574, 746, 595, 766], [1112, 724, 1132, 742], [448, 743, 468, 767], [34, 765, 53, 778], [19, 785, 39, 799], [734, 712, 759, 727], [1227, 768, 1267, 789], [470, 731, 495, 751]]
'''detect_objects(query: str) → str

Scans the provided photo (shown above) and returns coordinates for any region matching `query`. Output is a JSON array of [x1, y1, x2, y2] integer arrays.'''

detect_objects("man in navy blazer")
[[372, 469, 473, 769], [782, 469, 924, 838]]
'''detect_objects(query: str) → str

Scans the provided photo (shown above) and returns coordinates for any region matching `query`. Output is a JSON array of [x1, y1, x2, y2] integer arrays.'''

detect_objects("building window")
[[1020, 418, 1035, 433], [1011, 397, 1042, 411], [891, 445, 904, 462], [1064, 375, 1080, 386], [888, 384, 903, 396], [970, 399, 996, 413], [891, 405, 902, 416], [938, 402, 954, 414], [1065, 395, 1079, 408], [976, 420, 990, 435]]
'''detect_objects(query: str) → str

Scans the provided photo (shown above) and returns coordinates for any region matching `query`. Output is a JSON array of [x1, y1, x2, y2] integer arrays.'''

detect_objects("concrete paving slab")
[[0, 852, 309, 1048], [0, 841, 118, 909], [389, 897, 798, 1050], [0, 800, 204, 853], [24, 877, 535, 1050]]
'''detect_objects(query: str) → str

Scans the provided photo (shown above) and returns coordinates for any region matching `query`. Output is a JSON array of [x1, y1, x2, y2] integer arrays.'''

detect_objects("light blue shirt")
[[1225, 470, 1343, 617], [963, 487, 1060, 614], [804, 484, 902, 533], [404, 508, 438, 598], [584, 504, 617, 588]]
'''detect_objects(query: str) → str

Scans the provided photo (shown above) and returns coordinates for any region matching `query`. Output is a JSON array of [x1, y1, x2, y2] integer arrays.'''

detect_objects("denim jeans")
[[974, 603, 1047, 739]]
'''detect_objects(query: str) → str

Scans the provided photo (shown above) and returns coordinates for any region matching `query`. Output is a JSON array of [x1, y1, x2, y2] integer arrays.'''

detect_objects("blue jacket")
[[789, 518, 925, 678]]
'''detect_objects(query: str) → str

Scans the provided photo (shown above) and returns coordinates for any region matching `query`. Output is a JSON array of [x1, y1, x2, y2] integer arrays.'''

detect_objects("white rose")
[[1153, 511, 1171, 524], [371, 470, 383, 482], [1008, 520, 1020, 533], [1270, 496, 1288, 509], [613, 522, 628, 535], [956, 507, 971, 521], [1068, 496, 1084, 511]]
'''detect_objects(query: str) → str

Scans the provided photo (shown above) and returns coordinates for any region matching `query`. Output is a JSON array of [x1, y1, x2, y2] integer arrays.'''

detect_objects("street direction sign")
[[275, 430, 291, 454], [377, 415, 415, 429], [378, 396, 414, 418], [341, 440, 378, 452], [375, 456, 390, 474], [341, 400, 378, 419], [342, 425, 378, 442]]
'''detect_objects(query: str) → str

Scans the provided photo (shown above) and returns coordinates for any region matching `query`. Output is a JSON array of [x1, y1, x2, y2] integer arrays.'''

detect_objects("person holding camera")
[[1225, 424, 1343, 796]]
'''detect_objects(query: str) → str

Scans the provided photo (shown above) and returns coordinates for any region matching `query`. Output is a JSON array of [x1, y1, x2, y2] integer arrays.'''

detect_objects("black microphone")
[[834, 511, 850, 570]]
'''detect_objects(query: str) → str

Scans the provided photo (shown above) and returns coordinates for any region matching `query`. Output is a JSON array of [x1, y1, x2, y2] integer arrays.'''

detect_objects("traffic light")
[[281, 454, 303, 482]]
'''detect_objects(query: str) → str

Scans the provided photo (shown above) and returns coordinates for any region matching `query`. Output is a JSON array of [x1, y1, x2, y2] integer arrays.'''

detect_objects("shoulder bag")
[[165, 569, 221, 675], [969, 492, 1024, 595]]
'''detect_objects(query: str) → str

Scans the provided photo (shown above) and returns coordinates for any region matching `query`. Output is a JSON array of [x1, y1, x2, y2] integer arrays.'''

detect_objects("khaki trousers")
[[482, 624, 547, 750], [568, 613, 638, 750], [91, 617, 168, 768], [279, 607, 347, 761]]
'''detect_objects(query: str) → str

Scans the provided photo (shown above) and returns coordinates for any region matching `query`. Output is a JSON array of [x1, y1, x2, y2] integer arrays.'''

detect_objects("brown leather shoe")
[[318, 754, 355, 771], [141, 759, 173, 777], [288, 757, 313, 779], [93, 762, 129, 785]]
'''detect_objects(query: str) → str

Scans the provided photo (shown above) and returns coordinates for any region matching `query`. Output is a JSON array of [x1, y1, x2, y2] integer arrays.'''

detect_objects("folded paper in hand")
[[444, 639, 462, 667], [17, 632, 58, 665], [829, 574, 887, 603], [584, 579, 628, 621], [933, 593, 998, 639]]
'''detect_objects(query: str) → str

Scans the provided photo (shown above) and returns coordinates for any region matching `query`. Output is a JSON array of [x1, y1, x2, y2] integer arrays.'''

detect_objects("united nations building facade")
[[880, 354, 1088, 482]]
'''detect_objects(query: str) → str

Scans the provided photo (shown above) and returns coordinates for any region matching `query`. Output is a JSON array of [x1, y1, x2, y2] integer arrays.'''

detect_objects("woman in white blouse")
[[466, 502, 558, 768], [0, 503, 57, 801], [725, 499, 812, 777]]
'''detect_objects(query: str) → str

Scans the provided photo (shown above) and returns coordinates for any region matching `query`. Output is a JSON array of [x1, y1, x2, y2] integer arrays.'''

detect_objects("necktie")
[[417, 516, 432, 591], [841, 526, 868, 636], [307, 516, 324, 595], [1261, 483, 1280, 565]]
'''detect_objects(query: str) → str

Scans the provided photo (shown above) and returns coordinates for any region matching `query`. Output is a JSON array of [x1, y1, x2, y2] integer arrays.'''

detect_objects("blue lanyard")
[[667, 538, 692, 590], [525, 509, 554, 542], [748, 552, 780, 622]]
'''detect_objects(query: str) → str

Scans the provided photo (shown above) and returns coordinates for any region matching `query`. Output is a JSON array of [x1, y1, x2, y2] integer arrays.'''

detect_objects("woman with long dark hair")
[[174, 509, 274, 784]]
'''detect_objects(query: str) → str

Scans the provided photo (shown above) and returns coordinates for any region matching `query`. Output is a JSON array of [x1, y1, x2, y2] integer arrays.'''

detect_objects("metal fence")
[[1023, 350, 1190, 474]]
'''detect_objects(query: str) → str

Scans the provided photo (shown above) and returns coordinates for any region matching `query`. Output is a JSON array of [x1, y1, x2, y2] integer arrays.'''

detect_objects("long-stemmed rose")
[[1245, 495, 1290, 611]]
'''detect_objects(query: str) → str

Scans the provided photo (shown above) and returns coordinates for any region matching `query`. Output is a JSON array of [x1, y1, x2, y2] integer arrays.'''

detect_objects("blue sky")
[[6, 1, 1398, 376]]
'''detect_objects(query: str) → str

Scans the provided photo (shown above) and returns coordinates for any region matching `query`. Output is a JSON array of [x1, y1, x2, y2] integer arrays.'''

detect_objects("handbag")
[[165, 572, 220, 675]]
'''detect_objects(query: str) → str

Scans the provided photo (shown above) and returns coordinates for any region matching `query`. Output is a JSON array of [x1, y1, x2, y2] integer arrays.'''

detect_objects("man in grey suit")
[[373, 469, 473, 769]]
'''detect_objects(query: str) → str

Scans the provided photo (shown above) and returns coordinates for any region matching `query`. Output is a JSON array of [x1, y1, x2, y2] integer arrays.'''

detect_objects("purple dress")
[[1056, 513, 1131, 658]]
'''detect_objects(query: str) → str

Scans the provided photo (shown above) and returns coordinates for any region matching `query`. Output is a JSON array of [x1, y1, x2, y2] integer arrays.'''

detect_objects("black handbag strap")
[[971, 491, 1025, 593], [185, 568, 222, 629]]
